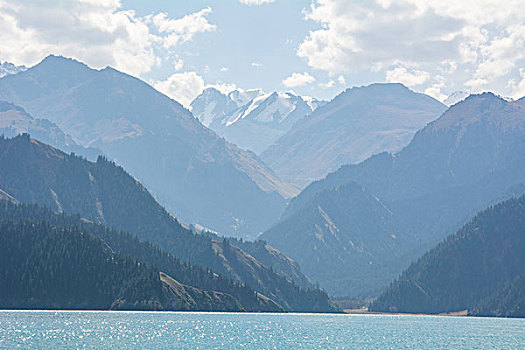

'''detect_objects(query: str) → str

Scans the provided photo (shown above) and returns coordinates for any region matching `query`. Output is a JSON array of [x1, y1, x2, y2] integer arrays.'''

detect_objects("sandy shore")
[[343, 308, 468, 317]]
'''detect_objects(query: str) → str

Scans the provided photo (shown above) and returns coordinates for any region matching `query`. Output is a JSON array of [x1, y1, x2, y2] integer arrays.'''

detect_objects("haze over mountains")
[[0, 134, 335, 312], [260, 83, 447, 188], [0, 55, 295, 238], [0, 101, 100, 160], [262, 93, 525, 297], [191, 88, 324, 155], [0, 52, 523, 317]]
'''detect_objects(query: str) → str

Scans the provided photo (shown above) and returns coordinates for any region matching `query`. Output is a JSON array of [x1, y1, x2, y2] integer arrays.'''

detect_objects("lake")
[[0, 311, 523, 349]]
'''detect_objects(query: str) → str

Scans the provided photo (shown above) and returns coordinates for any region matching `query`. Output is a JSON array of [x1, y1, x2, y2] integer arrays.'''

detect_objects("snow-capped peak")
[[443, 91, 470, 107], [0, 62, 27, 78]]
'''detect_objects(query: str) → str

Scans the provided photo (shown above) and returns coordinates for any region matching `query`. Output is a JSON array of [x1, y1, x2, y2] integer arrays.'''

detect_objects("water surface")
[[0, 311, 523, 349]]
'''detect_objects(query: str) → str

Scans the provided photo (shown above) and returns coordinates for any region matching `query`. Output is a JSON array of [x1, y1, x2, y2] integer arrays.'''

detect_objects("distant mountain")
[[260, 83, 447, 189], [0, 135, 336, 312], [370, 196, 525, 317], [191, 88, 323, 155], [0, 55, 295, 237], [262, 182, 414, 296], [262, 93, 525, 297], [0, 62, 26, 78], [0, 100, 100, 159]]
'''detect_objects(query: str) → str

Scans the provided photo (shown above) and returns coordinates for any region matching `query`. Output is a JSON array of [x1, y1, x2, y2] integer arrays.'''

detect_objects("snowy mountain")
[[260, 83, 447, 189], [443, 91, 470, 106], [0, 62, 26, 78], [191, 88, 324, 155]]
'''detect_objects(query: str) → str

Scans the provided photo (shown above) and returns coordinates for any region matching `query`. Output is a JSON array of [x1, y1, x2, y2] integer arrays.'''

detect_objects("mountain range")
[[0, 100, 100, 160], [261, 93, 525, 297], [0, 55, 295, 238], [260, 83, 447, 188], [0, 134, 335, 312], [191, 88, 323, 155]]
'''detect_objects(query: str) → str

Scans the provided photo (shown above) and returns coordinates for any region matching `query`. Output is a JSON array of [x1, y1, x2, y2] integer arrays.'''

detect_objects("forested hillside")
[[0, 135, 336, 312], [0, 200, 281, 312], [0, 219, 243, 311], [370, 196, 525, 317]]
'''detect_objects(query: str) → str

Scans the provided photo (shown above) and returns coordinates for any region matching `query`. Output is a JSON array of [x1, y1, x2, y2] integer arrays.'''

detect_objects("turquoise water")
[[0, 311, 523, 349]]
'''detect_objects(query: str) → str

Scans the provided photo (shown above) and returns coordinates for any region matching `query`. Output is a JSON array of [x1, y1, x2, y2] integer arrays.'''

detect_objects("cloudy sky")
[[1, 0, 524, 106]]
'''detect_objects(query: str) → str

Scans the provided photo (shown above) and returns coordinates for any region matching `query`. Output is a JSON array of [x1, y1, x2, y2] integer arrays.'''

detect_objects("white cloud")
[[385, 66, 431, 87], [282, 72, 316, 88], [298, 0, 525, 96], [509, 68, 525, 100], [0, 1, 216, 77], [154, 71, 205, 107], [173, 58, 184, 71], [319, 80, 335, 89], [251, 62, 263, 68], [206, 82, 238, 95], [220, 67, 229, 72], [239, 0, 275, 5], [152, 8, 216, 48], [337, 75, 346, 85]]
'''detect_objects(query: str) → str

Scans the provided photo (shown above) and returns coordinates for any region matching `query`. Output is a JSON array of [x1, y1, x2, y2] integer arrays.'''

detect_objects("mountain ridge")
[[0, 55, 293, 237], [260, 83, 447, 189], [262, 92, 525, 297]]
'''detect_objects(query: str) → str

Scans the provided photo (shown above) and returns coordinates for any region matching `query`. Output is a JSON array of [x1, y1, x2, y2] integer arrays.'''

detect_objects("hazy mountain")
[[262, 182, 414, 297], [0, 135, 336, 312], [0, 100, 100, 160], [0, 55, 295, 237], [0, 62, 26, 78], [262, 93, 525, 297], [260, 83, 447, 189], [191, 88, 323, 155], [370, 196, 525, 317], [443, 91, 469, 106]]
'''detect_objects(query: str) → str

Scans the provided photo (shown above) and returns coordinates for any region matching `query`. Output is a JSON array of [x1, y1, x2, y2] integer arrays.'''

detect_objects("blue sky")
[[1, 0, 524, 106]]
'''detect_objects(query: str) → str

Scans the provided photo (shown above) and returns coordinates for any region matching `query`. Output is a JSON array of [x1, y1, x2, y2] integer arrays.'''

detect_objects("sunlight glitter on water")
[[0, 311, 523, 349]]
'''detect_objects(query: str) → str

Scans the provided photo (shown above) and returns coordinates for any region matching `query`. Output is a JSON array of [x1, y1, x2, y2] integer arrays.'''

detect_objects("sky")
[[1, 0, 524, 106]]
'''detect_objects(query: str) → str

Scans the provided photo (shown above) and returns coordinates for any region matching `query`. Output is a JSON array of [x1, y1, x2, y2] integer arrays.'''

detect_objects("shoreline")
[[343, 308, 469, 317]]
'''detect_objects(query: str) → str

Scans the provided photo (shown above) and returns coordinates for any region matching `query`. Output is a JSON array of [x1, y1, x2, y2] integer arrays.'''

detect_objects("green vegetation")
[[0, 219, 166, 310], [370, 196, 525, 317], [0, 133, 336, 312], [0, 200, 279, 311]]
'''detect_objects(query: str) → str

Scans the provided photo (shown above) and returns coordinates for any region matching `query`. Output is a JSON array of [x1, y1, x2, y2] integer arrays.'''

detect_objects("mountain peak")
[[38, 54, 89, 69], [423, 91, 523, 134], [443, 91, 469, 106], [0, 61, 27, 78]]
